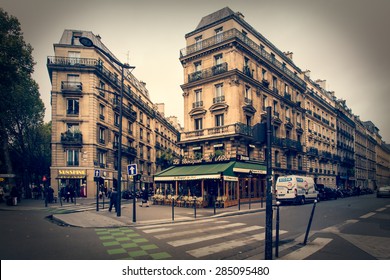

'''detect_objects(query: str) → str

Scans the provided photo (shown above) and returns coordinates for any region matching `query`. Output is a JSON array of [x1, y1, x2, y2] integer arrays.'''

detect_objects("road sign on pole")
[[94, 170, 101, 178], [127, 164, 137, 176]]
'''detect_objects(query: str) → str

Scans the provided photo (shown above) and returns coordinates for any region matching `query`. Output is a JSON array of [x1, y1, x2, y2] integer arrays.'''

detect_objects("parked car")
[[377, 186, 390, 198]]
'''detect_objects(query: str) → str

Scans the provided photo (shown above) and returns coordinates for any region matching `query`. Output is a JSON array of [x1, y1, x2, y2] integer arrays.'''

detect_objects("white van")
[[275, 175, 318, 204]]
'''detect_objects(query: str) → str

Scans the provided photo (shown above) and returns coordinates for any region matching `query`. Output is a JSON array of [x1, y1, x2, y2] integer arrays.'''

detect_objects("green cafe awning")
[[233, 161, 267, 174], [154, 162, 238, 182]]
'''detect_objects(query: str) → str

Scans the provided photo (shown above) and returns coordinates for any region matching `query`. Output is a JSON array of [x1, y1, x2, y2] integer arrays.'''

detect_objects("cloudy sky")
[[2, 0, 390, 142]]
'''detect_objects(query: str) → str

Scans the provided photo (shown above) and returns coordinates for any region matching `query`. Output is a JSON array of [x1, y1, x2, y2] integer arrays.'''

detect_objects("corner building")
[[155, 7, 307, 207], [47, 30, 180, 198]]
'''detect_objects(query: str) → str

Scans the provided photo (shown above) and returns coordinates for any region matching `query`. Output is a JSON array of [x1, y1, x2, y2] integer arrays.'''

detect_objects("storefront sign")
[[58, 169, 86, 179]]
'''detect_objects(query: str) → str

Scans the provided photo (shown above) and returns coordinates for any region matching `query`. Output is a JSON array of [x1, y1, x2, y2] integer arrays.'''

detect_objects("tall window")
[[97, 150, 106, 168], [195, 118, 203, 130], [215, 27, 223, 42], [67, 149, 79, 166], [215, 114, 224, 127], [273, 100, 278, 115], [245, 86, 252, 102], [114, 113, 120, 126], [215, 84, 223, 97], [98, 127, 105, 144], [195, 36, 202, 51], [195, 89, 202, 104], [262, 69, 267, 80], [99, 104, 105, 120], [262, 95, 268, 110], [67, 123, 79, 133], [272, 76, 278, 92], [67, 99, 79, 115], [68, 51, 80, 65], [194, 61, 202, 72]]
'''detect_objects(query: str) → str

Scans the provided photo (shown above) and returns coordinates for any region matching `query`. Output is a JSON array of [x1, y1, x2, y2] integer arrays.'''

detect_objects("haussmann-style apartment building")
[[47, 30, 181, 198], [153, 7, 390, 207]]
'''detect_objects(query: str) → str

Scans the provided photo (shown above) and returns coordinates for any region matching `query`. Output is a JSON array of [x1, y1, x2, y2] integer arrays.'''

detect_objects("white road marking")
[[143, 227, 173, 234], [360, 212, 376, 219], [280, 238, 333, 260], [168, 225, 263, 247], [376, 207, 387, 212], [188, 230, 287, 258], [135, 219, 228, 230], [154, 223, 246, 239]]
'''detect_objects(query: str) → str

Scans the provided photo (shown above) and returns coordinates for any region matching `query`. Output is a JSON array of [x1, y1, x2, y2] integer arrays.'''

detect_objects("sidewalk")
[[0, 197, 268, 228]]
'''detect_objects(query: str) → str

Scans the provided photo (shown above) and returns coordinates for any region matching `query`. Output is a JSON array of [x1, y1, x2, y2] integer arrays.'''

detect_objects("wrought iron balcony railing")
[[180, 28, 306, 89], [188, 62, 228, 83], [61, 131, 83, 146]]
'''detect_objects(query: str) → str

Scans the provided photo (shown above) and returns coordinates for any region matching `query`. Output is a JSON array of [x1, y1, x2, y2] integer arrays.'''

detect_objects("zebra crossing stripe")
[[154, 223, 246, 240], [187, 230, 288, 258], [143, 227, 173, 234], [135, 219, 228, 230], [168, 225, 263, 247]]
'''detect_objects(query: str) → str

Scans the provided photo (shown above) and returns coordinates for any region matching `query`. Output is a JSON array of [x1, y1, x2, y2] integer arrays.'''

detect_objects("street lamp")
[[79, 36, 135, 217]]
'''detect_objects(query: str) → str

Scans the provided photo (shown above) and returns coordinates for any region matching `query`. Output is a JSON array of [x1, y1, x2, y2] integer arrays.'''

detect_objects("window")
[[67, 99, 79, 115], [274, 150, 280, 166], [214, 54, 223, 65], [67, 149, 79, 166], [195, 89, 202, 106], [99, 104, 105, 120], [262, 95, 268, 110], [284, 83, 289, 94], [215, 114, 224, 127], [114, 113, 120, 126], [245, 86, 252, 102], [140, 128, 143, 140], [272, 76, 278, 92], [273, 100, 278, 114], [139, 112, 143, 123], [114, 134, 119, 148], [99, 127, 105, 144], [127, 121, 133, 134], [194, 61, 202, 72], [66, 74, 81, 91], [68, 51, 80, 65], [262, 69, 267, 80], [195, 36, 202, 50], [215, 27, 223, 42], [139, 144, 144, 159], [97, 150, 106, 168], [195, 118, 203, 130], [214, 84, 224, 103], [67, 123, 79, 133]]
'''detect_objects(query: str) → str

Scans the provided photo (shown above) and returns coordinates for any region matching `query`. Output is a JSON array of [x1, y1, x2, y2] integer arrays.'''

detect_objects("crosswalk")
[[47, 203, 96, 214], [136, 219, 288, 259]]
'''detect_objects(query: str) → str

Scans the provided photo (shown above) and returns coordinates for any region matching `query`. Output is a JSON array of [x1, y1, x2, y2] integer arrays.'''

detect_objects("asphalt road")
[[0, 194, 389, 260]]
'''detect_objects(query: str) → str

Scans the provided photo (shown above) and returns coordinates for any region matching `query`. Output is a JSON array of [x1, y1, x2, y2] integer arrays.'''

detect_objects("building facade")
[[47, 30, 180, 198]]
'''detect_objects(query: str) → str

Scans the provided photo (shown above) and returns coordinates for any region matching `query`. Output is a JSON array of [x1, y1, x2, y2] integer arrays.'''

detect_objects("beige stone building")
[[154, 7, 308, 207], [47, 30, 180, 198], [303, 77, 338, 187]]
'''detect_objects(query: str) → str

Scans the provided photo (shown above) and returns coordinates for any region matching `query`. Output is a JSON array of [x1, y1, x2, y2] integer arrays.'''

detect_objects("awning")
[[154, 162, 237, 182], [233, 161, 266, 174]]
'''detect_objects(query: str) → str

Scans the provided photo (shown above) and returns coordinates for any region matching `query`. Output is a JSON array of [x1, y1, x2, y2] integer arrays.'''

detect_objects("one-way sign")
[[94, 170, 100, 178], [127, 164, 137, 175]]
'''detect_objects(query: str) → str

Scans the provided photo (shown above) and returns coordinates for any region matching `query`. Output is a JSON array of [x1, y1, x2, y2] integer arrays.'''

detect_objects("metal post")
[[102, 191, 105, 209], [214, 196, 216, 215], [238, 198, 241, 211], [303, 200, 317, 245], [116, 66, 124, 217], [275, 201, 281, 258], [265, 106, 273, 260], [172, 198, 175, 222], [194, 198, 196, 218], [96, 180, 99, 211], [132, 176, 136, 223]]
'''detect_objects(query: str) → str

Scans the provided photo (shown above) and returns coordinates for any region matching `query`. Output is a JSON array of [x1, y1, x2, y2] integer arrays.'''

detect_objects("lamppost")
[[79, 36, 135, 217]]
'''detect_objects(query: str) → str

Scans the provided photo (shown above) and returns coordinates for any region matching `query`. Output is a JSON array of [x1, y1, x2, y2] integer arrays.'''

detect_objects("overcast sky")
[[2, 0, 390, 142]]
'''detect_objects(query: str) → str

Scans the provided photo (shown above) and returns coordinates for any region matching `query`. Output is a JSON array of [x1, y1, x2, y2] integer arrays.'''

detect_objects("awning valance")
[[233, 161, 267, 174], [154, 162, 237, 182]]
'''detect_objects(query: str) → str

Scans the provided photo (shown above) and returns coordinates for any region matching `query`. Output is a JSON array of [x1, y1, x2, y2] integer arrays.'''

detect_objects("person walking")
[[108, 187, 117, 212], [140, 187, 149, 207]]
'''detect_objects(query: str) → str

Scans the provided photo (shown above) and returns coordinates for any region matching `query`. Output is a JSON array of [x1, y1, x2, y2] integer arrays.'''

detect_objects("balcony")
[[213, 96, 225, 104], [180, 122, 253, 142], [61, 81, 82, 94], [180, 28, 306, 89], [192, 101, 203, 108], [188, 62, 228, 83], [113, 142, 137, 158], [61, 131, 83, 147], [307, 147, 319, 157], [112, 98, 137, 122]]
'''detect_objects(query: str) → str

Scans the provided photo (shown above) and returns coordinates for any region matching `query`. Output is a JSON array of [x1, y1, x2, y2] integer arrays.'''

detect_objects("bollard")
[[194, 198, 197, 219], [238, 198, 241, 211], [214, 197, 216, 215], [261, 196, 263, 208], [96, 181, 99, 212], [102, 194, 105, 209], [172, 198, 175, 222], [275, 201, 281, 258], [303, 200, 317, 245]]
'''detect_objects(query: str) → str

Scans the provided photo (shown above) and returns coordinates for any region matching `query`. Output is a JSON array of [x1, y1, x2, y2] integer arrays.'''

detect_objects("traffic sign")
[[94, 170, 101, 178], [127, 164, 137, 175]]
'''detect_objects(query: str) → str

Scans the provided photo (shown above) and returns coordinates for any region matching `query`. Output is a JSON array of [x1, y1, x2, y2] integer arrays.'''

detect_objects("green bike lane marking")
[[95, 227, 171, 260]]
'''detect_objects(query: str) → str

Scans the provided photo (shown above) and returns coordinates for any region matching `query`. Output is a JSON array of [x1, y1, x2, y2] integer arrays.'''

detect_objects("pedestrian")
[[140, 187, 149, 207], [108, 187, 117, 212]]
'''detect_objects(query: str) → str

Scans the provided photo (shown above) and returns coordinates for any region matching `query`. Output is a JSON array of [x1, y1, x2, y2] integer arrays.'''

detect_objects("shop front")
[[154, 159, 266, 208], [55, 169, 87, 198]]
